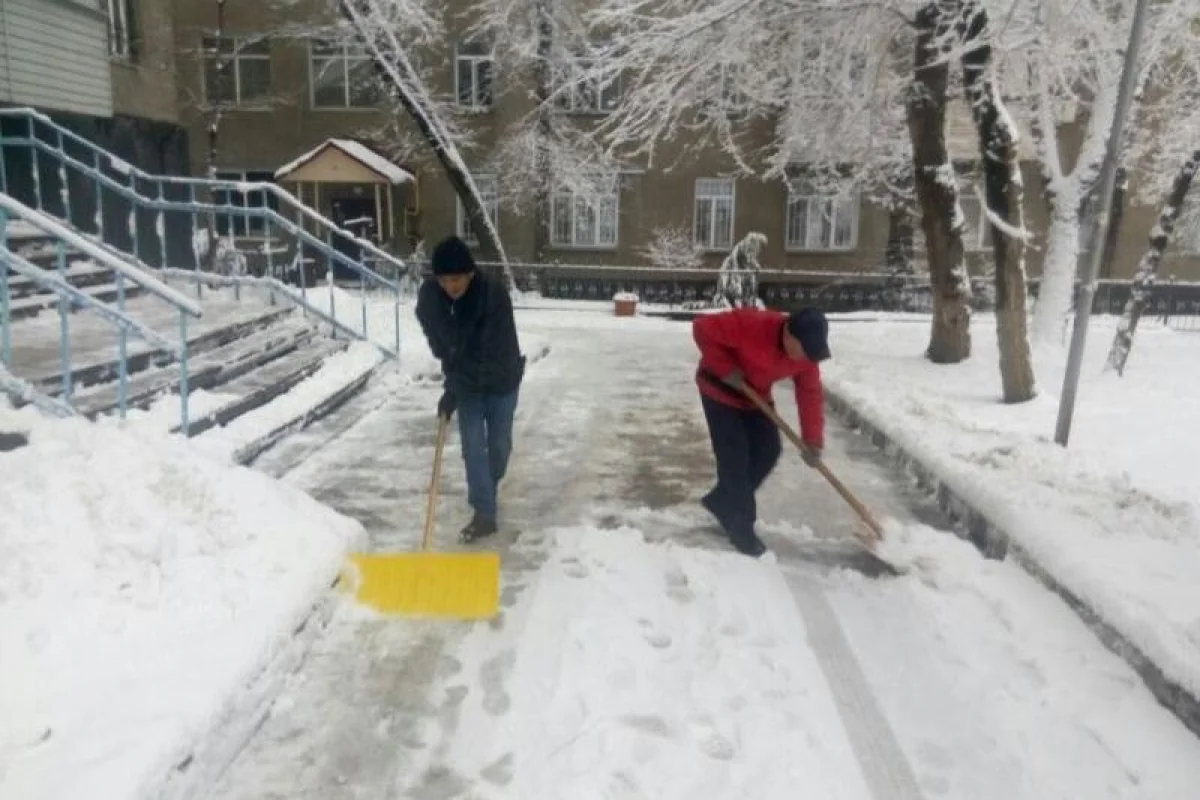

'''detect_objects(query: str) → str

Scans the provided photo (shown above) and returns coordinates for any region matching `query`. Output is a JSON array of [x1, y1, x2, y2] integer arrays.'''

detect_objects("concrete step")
[[27, 304, 296, 395], [179, 335, 352, 438], [7, 261, 111, 299], [71, 318, 319, 419], [9, 280, 147, 321]]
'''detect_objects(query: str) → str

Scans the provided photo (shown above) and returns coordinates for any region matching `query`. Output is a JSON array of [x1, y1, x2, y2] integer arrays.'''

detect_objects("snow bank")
[[822, 313, 1200, 701], [0, 408, 363, 800]]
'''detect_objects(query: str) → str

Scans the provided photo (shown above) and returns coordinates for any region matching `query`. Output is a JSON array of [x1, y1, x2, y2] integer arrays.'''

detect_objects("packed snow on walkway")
[[822, 312, 1200, 702], [391, 516, 1200, 799], [0, 404, 363, 800]]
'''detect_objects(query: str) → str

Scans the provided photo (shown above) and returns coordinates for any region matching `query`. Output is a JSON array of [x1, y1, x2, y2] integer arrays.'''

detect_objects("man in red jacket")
[[692, 306, 830, 557]]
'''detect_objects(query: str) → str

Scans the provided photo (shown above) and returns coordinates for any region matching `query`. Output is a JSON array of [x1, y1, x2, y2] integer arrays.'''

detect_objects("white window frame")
[[694, 178, 736, 251], [203, 35, 272, 107], [456, 175, 499, 245], [213, 170, 279, 239], [555, 53, 620, 114], [309, 39, 379, 109], [105, 0, 136, 60], [550, 177, 620, 249], [455, 42, 494, 110], [785, 182, 859, 252]]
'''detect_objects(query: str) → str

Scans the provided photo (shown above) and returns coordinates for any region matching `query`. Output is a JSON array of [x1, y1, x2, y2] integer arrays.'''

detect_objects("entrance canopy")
[[274, 139, 415, 247], [274, 138, 414, 185]]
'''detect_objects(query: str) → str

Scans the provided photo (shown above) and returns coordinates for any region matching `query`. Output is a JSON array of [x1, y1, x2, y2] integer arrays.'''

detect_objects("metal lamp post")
[[1054, 0, 1152, 446]]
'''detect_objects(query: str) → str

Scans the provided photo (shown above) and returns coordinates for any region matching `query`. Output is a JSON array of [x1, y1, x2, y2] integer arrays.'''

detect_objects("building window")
[[554, 53, 619, 114], [785, 182, 858, 251], [456, 175, 499, 245], [310, 40, 382, 109], [960, 194, 995, 251], [456, 42, 494, 110], [106, 0, 137, 60], [551, 177, 619, 248], [214, 171, 279, 237], [203, 36, 272, 106], [694, 178, 735, 251]]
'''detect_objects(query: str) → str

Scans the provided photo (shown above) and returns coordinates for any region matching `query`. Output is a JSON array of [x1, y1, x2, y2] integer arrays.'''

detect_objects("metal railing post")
[[56, 241, 73, 401], [0, 210, 10, 367], [178, 310, 190, 436], [116, 271, 128, 419]]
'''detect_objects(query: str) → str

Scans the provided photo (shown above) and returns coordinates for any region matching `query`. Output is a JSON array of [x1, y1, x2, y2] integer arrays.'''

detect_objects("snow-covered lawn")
[[0, 409, 363, 800], [823, 312, 1200, 702]]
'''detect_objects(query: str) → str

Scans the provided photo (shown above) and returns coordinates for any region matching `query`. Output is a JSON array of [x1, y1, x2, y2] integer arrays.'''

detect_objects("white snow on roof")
[[274, 139, 414, 185]]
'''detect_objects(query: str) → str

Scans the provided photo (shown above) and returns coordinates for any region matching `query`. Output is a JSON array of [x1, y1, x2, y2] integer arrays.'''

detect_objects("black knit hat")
[[431, 235, 477, 275], [787, 308, 831, 361]]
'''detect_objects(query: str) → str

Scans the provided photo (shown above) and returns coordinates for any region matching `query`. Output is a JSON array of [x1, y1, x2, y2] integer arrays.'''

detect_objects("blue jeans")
[[457, 388, 520, 519]]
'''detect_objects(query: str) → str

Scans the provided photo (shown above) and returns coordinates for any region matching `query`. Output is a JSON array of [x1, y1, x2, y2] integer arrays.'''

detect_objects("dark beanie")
[[431, 235, 477, 275], [787, 308, 831, 362]]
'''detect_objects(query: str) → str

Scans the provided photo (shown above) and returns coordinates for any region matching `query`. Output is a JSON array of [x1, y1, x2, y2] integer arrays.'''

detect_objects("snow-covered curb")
[[821, 383, 1200, 739]]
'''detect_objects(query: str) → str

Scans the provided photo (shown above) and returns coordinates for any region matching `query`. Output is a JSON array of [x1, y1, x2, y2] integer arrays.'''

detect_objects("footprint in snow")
[[559, 555, 590, 579], [637, 618, 672, 649], [690, 721, 736, 761], [664, 566, 695, 603]]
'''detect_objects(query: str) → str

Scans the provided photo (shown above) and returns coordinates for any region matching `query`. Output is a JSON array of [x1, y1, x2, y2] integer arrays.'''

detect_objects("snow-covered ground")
[[0, 407, 363, 800], [207, 305, 1200, 800], [5, 291, 1200, 799], [822, 312, 1200, 707]]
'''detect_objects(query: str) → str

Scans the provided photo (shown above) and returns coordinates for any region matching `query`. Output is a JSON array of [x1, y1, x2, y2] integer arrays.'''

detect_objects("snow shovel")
[[345, 413, 501, 619], [737, 384, 901, 575]]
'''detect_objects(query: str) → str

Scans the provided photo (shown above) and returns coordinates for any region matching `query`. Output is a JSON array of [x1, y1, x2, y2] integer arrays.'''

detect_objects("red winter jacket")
[[692, 308, 826, 449]]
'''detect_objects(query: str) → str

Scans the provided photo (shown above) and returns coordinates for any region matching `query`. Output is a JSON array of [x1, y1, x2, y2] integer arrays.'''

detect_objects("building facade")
[[3, 0, 1198, 283]]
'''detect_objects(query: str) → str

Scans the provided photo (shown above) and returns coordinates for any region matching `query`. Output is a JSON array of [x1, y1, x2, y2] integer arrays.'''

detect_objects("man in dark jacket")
[[692, 306, 830, 557], [416, 235, 525, 541]]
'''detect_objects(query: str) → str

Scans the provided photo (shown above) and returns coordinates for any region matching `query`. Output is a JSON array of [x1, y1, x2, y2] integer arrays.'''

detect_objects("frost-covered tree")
[[316, 0, 515, 290], [714, 232, 767, 309], [461, 0, 630, 261], [961, 2, 1035, 402], [1105, 149, 1199, 375], [580, 0, 981, 362], [639, 225, 703, 270], [994, 0, 1198, 344]]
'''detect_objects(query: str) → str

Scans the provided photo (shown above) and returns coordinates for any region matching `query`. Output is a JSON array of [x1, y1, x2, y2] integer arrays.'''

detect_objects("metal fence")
[[443, 259, 1200, 330]]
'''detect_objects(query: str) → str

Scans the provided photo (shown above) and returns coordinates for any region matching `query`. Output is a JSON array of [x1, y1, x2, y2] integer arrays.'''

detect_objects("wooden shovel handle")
[[737, 383, 884, 541], [421, 413, 451, 551]]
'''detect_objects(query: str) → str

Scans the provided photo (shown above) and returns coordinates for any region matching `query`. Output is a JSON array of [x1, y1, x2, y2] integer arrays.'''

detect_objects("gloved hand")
[[801, 444, 823, 468], [722, 369, 746, 391], [438, 390, 457, 420]]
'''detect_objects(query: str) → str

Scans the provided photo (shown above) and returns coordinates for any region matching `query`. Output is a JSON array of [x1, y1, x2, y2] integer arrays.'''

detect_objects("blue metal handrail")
[[160, 268, 400, 360], [0, 106, 409, 281], [0, 202, 198, 433], [0, 108, 403, 357], [0, 363, 76, 419]]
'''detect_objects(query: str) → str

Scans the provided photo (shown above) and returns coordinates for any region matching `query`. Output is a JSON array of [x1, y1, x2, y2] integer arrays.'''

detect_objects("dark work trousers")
[[700, 392, 783, 538]]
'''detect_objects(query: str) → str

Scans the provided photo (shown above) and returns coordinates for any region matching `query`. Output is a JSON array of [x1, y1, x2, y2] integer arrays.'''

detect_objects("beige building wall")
[[111, 0, 179, 123], [163, 0, 1200, 281]]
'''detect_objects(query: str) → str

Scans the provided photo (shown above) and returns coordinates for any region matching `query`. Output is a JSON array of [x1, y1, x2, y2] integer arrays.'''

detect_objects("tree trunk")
[[531, 0, 553, 264], [338, 0, 514, 292], [1106, 149, 1200, 375], [203, 0, 229, 272], [1031, 201, 1081, 343], [961, 4, 1035, 402], [906, 1, 971, 364]]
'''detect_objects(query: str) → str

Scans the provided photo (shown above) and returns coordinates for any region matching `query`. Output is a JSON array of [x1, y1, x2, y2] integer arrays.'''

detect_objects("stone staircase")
[[3, 220, 388, 459]]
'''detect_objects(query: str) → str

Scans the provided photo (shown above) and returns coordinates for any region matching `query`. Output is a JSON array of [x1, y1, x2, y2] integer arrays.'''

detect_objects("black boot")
[[459, 511, 498, 543], [729, 527, 767, 558]]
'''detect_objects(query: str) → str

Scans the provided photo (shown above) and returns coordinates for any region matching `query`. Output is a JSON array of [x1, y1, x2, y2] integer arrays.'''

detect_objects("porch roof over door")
[[274, 139, 414, 185]]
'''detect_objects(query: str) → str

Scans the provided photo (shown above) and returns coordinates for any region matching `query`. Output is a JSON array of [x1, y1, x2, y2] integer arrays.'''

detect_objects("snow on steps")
[[821, 388, 1200, 741]]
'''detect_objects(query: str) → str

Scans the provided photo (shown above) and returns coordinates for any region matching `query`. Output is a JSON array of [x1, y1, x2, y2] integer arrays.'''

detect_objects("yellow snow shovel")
[[344, 413, 500, 619]]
